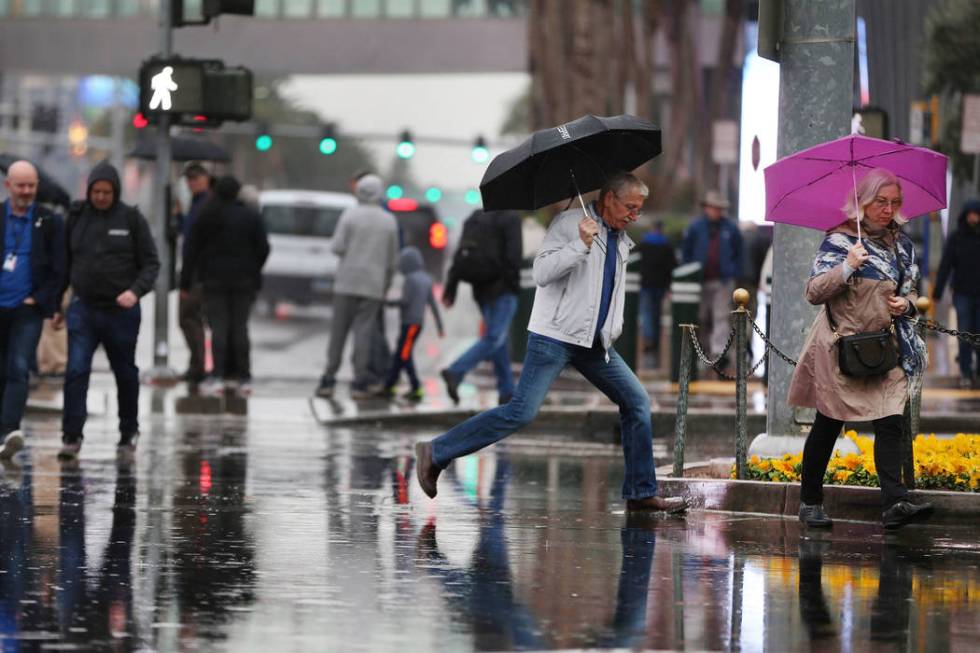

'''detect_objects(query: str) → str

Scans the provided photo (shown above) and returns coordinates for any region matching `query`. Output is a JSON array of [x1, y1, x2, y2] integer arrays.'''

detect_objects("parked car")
[[258, 189, 356, 305]]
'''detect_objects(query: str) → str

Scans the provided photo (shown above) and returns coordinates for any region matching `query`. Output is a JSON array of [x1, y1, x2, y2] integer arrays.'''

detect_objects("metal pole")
[[148, 0, 176, 382], [766, 1, 855, 442], [733, 289, 749, 479], [672, 324, 695, 477]]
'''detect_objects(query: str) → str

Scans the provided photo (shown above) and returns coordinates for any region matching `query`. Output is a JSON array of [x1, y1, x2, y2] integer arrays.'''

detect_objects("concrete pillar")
[[764, 1, 855, 439]]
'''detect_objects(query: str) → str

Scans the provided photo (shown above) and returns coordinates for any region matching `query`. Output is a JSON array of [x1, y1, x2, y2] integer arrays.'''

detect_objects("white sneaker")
[[198, 377, 224, 397], [0, 430, 23, 460], [237, 381, 253, 397]]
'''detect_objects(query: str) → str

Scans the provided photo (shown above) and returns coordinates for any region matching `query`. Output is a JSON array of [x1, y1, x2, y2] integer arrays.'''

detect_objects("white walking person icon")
[[149, 66, 179, 111]]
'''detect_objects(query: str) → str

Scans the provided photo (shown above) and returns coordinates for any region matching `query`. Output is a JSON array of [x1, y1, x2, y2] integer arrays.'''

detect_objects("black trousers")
[[800, 410, 908, 509], [204, 290, 255, 380]]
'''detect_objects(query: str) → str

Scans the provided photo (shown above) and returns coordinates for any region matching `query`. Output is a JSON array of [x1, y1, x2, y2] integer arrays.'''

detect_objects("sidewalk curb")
[[657, 477, 978, 526], [312, 401, 980, 439]]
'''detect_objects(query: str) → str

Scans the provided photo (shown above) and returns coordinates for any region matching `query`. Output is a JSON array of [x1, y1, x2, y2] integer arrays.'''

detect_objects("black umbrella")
[[0, 153, 72, 209], [128, 135, 231, 162], [479, 114, 661, 211]]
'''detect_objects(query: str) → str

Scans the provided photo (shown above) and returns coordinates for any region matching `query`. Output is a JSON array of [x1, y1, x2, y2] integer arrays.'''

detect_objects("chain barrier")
[[682, 312, 980, 383], [920, 319, 980, 348], [686, 323, 737, 380]]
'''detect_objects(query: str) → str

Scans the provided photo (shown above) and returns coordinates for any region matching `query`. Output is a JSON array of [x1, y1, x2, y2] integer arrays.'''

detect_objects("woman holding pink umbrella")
[[787, 168, 933, 530]]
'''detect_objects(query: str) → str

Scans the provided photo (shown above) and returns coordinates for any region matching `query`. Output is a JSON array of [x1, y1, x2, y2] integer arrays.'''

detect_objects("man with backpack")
[[54, 160, 160, 460], [441, 208, 522, 405]]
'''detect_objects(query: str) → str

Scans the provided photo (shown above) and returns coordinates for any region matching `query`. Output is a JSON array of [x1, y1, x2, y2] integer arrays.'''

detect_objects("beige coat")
[[788, 223, 916, 421]]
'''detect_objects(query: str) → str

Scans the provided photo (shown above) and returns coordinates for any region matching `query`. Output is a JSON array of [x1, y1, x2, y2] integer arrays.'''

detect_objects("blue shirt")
[[0, 201, 33, 308], [594, 229, 618, 341]]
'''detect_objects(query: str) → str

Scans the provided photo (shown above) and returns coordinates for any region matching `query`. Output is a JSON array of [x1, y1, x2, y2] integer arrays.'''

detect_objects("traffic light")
[[471, 136, 489, 163], [852, 106, 889, 139], [319, 124, 337, 155], [396, 130, 415, 159], [67, 119, 88, 157], [255, 123, 272, 151], [172, 0, 255, 27], [464, 189, 481, 205], [424, 187, 442, 203], [139, 58, 252, 126], [386, 184, 404, 200], [429, 223, 448, 250]]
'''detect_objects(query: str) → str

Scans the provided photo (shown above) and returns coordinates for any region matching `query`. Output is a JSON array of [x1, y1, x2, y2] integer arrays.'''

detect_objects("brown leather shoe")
[[626, 495, 689, 514], [414, 441, 442, 499]]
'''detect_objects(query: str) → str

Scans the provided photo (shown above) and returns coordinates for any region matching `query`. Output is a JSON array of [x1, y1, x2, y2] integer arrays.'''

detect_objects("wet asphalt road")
[[1, 392, 978, 652]]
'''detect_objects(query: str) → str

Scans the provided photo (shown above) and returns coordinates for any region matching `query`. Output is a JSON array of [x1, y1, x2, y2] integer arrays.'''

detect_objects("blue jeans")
[[63, 299, 141, 439], [0, 304, 44, 433], [447, 292, 517, 395], [953, 294, 980, 380], [638, 287, 666, 345], [432, 332, 658, 499]]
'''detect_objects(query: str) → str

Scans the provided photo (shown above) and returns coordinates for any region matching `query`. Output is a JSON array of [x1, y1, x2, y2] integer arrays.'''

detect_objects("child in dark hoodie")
[[382, 247, 444, 401]]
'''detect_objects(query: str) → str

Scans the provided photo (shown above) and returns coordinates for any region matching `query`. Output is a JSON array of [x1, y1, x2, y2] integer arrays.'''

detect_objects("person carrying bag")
[[788, 168, 932, 531]]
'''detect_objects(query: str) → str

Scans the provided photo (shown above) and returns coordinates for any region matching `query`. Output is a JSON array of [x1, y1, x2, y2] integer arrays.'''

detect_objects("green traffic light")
[[464, 189, 481, 205], [425, 187, 442, 203], [471, 146, 490, 163], [255, 134, 273, 152], [319, 137, 337, 155], [396, 141, 416, 159], [387, 185, 404, 200]]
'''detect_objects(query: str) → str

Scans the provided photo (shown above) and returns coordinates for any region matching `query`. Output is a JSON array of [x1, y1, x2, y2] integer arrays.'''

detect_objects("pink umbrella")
[[764, 134, 947, 239]]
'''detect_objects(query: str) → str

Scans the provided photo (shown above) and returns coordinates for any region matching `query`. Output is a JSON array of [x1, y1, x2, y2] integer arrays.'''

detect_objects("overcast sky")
[[280, 72, 529, 191]]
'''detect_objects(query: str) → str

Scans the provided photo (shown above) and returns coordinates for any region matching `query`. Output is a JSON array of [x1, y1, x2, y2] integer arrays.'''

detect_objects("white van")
[[258, 189, 357, 305]]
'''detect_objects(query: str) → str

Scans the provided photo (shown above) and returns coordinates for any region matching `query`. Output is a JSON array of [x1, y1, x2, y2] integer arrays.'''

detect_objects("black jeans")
[[204, 290, 255, 380], [800, 410, 908, 509], [384, 323, 421, 391]]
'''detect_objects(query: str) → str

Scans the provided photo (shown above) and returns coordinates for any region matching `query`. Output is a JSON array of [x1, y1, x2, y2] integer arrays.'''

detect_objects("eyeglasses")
[[872, 196, 903, 210], [614, 195, 643, 215]]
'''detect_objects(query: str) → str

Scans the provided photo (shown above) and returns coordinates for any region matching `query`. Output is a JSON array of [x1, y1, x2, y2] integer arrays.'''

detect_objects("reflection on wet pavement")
[[0, 408, 977, 651]]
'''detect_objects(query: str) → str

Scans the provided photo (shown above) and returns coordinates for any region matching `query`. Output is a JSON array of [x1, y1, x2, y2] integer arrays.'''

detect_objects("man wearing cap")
[[682, 191, 743, 365], [177, 162, 211, 384]]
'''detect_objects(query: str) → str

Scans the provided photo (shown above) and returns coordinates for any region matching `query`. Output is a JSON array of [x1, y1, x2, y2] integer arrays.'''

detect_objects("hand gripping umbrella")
[[480, 113, 661, 212], [764, 134, 947, 240]]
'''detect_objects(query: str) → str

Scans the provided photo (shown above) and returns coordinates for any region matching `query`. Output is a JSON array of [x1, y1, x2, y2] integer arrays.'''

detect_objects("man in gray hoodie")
[[316, 174, 399, 399]]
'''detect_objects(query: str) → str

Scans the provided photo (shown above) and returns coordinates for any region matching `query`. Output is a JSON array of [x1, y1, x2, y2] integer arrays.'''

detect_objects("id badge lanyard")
[[3, 204, 32, 273]]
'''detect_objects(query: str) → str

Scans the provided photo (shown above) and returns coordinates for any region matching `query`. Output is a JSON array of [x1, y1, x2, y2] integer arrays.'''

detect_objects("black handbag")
[[827, 306, 899, 377], [826, 241, 905, 377]]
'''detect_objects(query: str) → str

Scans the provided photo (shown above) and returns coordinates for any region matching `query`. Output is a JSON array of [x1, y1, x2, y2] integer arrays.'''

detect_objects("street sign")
[[961, 94, 980, 154], [140, 59, 205, 116], [712, 120, 738, 164]]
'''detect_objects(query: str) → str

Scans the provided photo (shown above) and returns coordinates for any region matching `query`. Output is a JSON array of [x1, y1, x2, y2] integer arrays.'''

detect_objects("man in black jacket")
[[441, 209, 522, 405], [0, 160, 66, 459], [55, 160, 160, 459], [180, 175, 269, 397], [933, 199, 980, 388]]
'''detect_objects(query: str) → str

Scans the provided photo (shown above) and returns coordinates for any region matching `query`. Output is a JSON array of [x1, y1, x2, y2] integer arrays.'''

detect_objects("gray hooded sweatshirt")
[[331, 174, 399, 300], [396, 246, 443, 331]]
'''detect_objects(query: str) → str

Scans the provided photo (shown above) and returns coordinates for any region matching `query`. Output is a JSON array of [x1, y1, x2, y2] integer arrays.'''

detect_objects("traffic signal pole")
[[764, 1, 855, 443], [147, 0, 176, 383]]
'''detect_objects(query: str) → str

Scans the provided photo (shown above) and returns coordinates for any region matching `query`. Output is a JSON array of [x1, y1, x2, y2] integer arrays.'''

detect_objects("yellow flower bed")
[[735, 431, 980, 492]]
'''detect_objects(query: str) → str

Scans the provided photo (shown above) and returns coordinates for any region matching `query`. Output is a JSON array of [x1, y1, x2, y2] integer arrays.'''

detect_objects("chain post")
[[673, 324, 695, 478], [733, 289, 750, 480]]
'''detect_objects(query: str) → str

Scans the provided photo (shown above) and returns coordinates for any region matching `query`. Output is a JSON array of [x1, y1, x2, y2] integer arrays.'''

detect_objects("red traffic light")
[[429, 223, 448, 250], [133, 113, 149, 129]]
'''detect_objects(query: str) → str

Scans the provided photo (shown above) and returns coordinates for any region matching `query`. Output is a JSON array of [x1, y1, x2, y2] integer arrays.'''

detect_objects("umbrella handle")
[[851, 165, 862, 244], [570, 169, 606, 255]]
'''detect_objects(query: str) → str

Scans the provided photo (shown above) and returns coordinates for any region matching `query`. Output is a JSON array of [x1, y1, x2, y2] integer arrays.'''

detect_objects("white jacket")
[[527, 203, 635, 354]]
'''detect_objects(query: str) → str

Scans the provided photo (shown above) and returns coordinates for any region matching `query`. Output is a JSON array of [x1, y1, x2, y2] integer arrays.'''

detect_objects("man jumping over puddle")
[[415, 172, 688, 514]]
